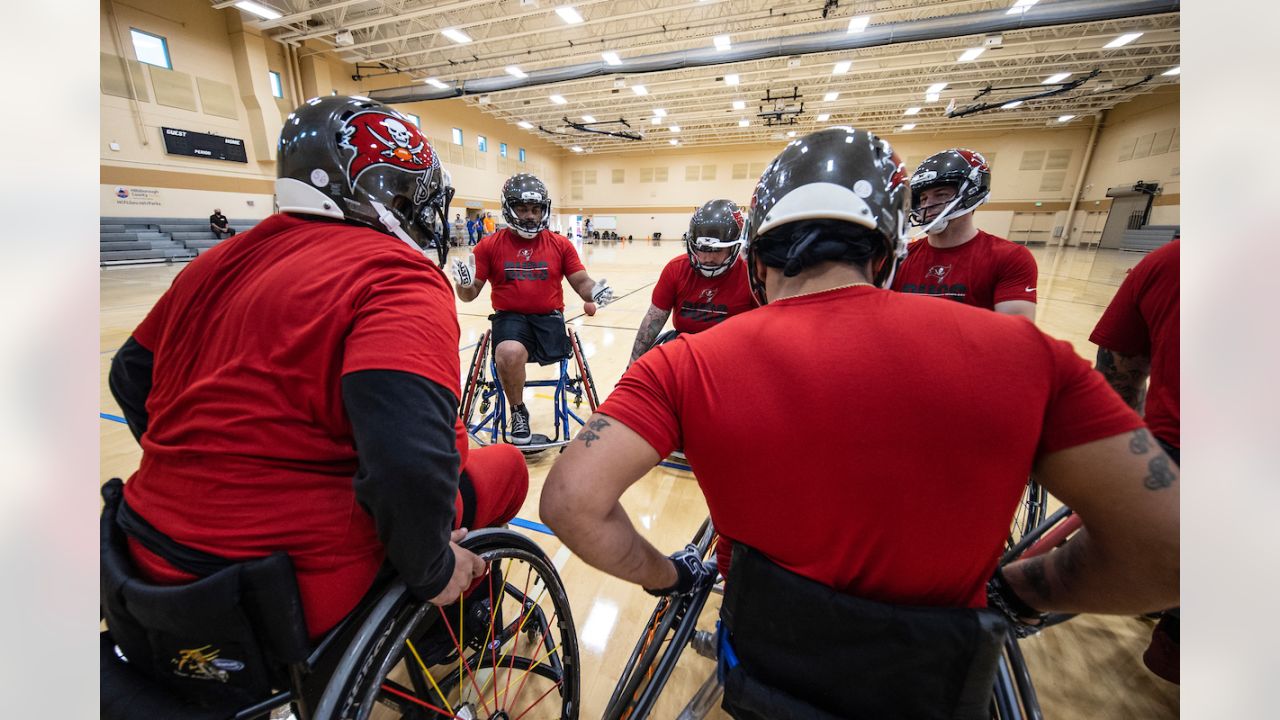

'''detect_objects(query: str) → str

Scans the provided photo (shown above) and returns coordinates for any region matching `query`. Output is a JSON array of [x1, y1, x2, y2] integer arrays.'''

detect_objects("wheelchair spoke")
[[437, 605, 491, 715], [404, 636, 456, 717], [379, 681, 464, 719]]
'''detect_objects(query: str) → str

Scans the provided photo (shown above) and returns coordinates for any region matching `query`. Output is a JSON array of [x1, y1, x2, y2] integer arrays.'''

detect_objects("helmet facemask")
[[687, 236, 742, 277], [501, 174, 552, 239]]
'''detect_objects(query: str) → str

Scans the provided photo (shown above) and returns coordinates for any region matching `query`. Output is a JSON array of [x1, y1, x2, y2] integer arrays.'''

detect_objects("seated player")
[[208, 208, 236, 239], [108, 96, 529, 641], [892, 148, 1037, 320], [540, 127, 1178, 716], [451, 173, 613, 445], [628, 199, 757, 367]]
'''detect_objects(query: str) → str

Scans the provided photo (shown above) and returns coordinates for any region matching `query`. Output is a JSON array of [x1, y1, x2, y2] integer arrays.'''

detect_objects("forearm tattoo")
[[577, 417, 611, 448], [1127, 428, 1178, 491], [1096, 348, 1150, 413], [629, 308, 669, 364]]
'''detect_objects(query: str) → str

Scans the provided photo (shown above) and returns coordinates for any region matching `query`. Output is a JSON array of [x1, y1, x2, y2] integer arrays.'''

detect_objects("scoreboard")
[[160, 127, 248, 163]]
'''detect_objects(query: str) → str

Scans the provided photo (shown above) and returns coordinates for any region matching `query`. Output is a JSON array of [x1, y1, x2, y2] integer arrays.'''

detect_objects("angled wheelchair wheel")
[[459, 331, 492, 430], [602, 519, 718, 720], [316, 529, 579, 720], [567, 329, 599, 412], [1006, 479, 1048, 550]]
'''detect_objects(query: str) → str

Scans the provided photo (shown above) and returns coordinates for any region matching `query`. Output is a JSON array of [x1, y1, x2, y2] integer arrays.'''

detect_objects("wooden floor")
[[99, 238, 1178, 719]]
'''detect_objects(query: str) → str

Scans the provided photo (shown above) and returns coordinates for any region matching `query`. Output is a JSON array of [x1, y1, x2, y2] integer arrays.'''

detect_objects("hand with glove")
[[583, 278, 614, 316], [451, 254, 476, 288], [644, 544, 717, 598]]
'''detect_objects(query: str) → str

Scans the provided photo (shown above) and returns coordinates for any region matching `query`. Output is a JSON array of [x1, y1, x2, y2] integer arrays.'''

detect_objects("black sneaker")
[[509, 403, 532, 445]]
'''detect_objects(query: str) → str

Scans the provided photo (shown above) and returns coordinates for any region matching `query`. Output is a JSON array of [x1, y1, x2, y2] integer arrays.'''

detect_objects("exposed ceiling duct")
[[369, 0, 1179, 104]]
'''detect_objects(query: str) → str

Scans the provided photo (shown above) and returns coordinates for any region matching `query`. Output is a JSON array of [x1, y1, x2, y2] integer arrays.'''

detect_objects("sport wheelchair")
[[100, 480, 581, 720], [605, 508, 1084, 720], [460, 327, 600, 454]]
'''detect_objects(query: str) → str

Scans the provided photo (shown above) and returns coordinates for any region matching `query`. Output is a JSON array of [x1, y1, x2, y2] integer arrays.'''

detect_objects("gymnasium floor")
[[99, 238, 1178, 719]]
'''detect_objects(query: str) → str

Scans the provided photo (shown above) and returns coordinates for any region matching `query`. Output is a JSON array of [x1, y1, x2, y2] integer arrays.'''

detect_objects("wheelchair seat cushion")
[[720, 543, 1008, 720]]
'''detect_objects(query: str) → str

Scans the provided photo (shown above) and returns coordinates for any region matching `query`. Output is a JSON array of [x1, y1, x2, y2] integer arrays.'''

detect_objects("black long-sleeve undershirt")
[[342, 369, 461, 600], [108, 335, 153, 443]]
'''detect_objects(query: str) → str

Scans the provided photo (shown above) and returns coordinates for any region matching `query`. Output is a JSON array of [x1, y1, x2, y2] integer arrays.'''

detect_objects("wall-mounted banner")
[[161, 127, 249, 163], [111, 186, 162, 207]]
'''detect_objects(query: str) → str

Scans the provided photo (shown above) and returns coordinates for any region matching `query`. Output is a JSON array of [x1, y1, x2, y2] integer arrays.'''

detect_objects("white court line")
[[551, 545, 572, 572]]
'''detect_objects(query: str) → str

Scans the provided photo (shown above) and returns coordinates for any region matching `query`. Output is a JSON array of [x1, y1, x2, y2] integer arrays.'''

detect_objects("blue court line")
[[659, 461, 692, 472], [509, 517, 556, 537], [101, 412, 127, 424]]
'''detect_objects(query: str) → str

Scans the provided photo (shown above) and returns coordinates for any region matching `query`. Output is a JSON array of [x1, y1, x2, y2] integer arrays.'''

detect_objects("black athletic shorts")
[[490, 310, 570, 366]]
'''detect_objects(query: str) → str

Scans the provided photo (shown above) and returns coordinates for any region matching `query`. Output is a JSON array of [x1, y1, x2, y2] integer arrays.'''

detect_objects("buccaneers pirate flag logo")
[[339, 111, 436, 189]]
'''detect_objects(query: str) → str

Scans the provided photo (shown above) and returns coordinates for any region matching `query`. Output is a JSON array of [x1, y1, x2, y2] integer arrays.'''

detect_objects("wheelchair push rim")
[[330, 530, 580, 720]]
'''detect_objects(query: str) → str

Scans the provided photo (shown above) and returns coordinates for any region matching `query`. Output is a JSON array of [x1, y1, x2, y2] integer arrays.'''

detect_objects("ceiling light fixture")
[[441, 28, 472, 44], [738, 119, 750, 127], [713, 35, 731, 51], [549, 94, 567, 104], [816, 113, 830, 121], [1163, 66, 1180, 76], [571, 145, 583, 152], [1057, 114, 1076, 122], [555, 6, 584, 24], [724, 74, 740, 86], [1043, 72, 1071, 84], [653, 108, 667, 117], [1006, 0, 1038, 14], [1104, 32, 1143, 48], [632, 84, 648, 95], [601, 51, 621, 66], [732, 100, 746, 110], [505, 66, 527, 79], [847, 15, 869, 33], [1001, 100, 1023, 109], [581, 115, 596, 123], [833, 60, 852, 75], [234, 1, 282, 20], [518, 121, 534, 129], [823, 91, 839, 101], [904, 107, 921, 115], [925, 92, 940, 102], [424, 77, 448, 89], [925, 82, 948, 94], [900, 123, 916, 131], [958, 47, 985, 62]]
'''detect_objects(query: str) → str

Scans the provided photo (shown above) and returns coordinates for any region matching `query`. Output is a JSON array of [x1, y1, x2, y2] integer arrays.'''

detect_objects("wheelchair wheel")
[[602, 519, 718, 720], [459, 331, 491, 429], [567, 329, 600, 412], [1006, 479, 1048, 550], [318, 529, 579, 720]]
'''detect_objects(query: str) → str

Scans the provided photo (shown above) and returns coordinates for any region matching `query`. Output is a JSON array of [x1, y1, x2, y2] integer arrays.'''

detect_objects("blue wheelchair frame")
[[460, 326, 600, 453]]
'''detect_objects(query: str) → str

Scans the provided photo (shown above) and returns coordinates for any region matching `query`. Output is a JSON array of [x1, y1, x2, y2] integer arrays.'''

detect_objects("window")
[[499, 143, 508, 158], [130, 28, 171, 69], [268, 71, 283, 98], [518, 148, 526, 163], [478, 135, 488, 152], [403, 113, 420, 128], [451, 128, 463, 145]]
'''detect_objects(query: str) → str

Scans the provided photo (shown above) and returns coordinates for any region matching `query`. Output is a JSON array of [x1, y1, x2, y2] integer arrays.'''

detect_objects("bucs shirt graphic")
[[472, 228, 586, 314], [891, 230, 1038, 310], [652, 256, 756, 334], [339, 111, 435, 190]]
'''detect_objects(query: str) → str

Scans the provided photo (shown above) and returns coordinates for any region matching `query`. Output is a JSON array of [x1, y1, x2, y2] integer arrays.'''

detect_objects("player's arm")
[[108, 335, 155, 444], [566, 270, 598, 303], [1001, 427, 1178, 615], [629, 304, 671, 366], [541, 413, 677, 590], [342, 370, 483, 605], [993, 246, 1038, 321], [994, 300, 1036, 321], [1095, 347, 1151, 413]]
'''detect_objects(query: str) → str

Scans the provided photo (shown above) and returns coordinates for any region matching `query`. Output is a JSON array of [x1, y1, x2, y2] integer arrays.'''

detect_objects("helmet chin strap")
[[369, 200, 428, 257]]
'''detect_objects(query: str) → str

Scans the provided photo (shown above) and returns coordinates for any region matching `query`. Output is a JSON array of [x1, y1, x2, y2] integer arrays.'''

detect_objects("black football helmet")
[[686, 199, 745, 277], [744, 126, 911, 304], [275, 95, 454, 265], [908, 148, 991, 235], [501, 174, 552, 239]]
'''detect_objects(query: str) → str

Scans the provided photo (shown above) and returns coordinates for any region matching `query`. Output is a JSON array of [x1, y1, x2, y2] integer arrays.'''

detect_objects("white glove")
[[591, 278, 614, 307], [451, 255, 476, 287]]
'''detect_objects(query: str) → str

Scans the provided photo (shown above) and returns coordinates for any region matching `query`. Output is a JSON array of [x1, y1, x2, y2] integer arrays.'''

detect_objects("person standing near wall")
[[483, 212, 496, 238]]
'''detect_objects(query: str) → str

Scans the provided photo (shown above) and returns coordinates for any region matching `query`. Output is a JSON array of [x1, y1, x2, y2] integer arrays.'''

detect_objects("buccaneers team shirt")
[[599, 286, 1143, 609], [123, 214, 466, 638], [892, 230, 1038, 310], [651, 256, 757, 334], [472, 228, 587, 314], [1090, 240, 1180, 448]]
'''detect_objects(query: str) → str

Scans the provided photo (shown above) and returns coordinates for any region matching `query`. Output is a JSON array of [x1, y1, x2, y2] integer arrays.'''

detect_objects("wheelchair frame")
[[102, 528, 581, 720], [460, 327, 600, 453]]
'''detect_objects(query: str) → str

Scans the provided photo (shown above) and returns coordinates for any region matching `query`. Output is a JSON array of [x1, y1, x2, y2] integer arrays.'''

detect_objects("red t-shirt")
[[1090, 240, 1180, 448], [891, 230, 1038, 309], [123, 213, 467, 637], [651, 256, 757, 334], [473, 228, 587, 314], [600, 287, 1142, 609]]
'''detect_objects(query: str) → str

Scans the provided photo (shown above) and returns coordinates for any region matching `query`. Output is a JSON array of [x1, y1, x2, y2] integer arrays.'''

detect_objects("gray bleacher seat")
[[1120, 225, 1179, 252]]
